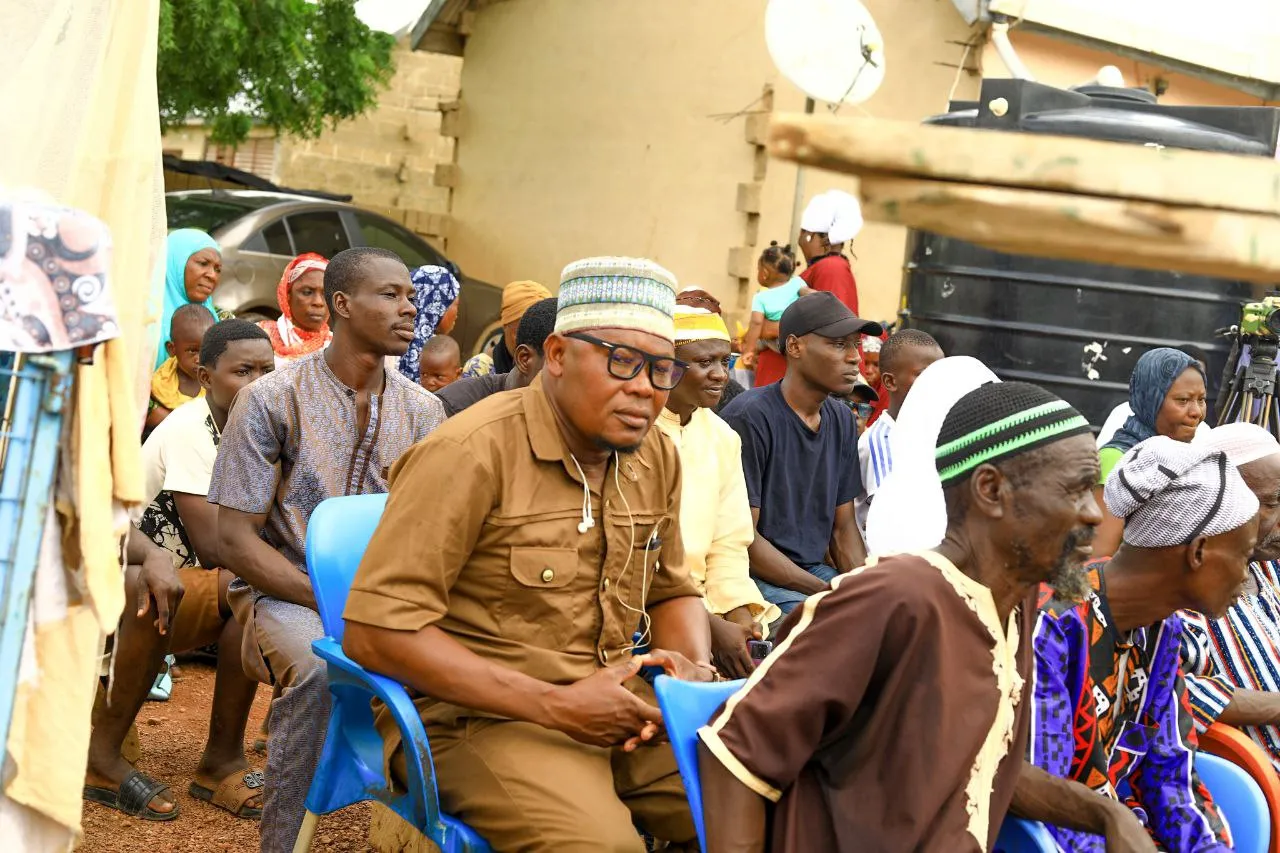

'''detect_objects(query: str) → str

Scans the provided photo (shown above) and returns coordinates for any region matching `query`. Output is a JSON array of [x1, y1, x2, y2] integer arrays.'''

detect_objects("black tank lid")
[[925, 78, 1279, 157]]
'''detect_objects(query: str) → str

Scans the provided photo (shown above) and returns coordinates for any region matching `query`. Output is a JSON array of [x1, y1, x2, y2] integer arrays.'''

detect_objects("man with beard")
[[1028, 437, 1259, 853], [211, 247, 445, 851], [1181, 423, 1280, 770], [719, 292, 876, 617], [699, 382, 1114, 852], [343, 257, 711, 851], [656, 304, 779, 679]]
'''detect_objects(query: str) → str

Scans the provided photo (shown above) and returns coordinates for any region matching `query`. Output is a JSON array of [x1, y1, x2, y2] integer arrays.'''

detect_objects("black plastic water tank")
[[902, 78, 1280, 427]]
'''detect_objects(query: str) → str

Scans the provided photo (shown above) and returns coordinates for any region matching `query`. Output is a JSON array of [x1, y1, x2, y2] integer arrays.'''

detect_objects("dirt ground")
[[78, 659, 372, 852]]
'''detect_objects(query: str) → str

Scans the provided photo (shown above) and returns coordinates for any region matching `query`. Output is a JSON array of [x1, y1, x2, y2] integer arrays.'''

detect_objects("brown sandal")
[[188, 768, 265, 819]]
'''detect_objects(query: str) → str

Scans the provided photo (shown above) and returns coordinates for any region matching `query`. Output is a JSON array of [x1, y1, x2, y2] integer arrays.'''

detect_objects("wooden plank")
[[768, 114, 1280, 217], [857, 174, 1280, 283]]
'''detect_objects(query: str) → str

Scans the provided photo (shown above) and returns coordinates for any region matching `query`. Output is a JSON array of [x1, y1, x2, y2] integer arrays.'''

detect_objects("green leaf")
[[158, 0, 396, 146]]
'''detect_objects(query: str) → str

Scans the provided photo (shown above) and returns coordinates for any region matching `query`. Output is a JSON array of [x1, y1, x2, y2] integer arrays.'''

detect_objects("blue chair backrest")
[[305, 493, 388, 642], [653, 674, 747, 851], [1196, 751, 1270, 853], [993, 816, 1058, 852]]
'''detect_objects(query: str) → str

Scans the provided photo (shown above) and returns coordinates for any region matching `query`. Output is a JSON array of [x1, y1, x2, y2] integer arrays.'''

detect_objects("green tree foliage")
[[158, 0, 396, 145]]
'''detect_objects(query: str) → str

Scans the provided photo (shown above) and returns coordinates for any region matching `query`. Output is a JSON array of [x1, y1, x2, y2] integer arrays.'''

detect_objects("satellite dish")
[[765, 0, 887, 106]]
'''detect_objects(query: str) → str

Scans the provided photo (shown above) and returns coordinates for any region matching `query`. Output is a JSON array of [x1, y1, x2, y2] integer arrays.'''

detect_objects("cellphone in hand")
[[747, 639, 773, 664]]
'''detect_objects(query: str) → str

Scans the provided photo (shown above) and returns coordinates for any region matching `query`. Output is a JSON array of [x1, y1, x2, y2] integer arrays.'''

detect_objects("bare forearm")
[[126, 528, 165, 565], [828, 522, 865, 575], [1218, 689, 1280, 726], [173, 494, 221, 568], [1012, 761, 1127, 833], [699, 740, 767, 852], [224, 534, 315, 608], [649, 596, 712, 664], [747, 533, 825, 594], [345, 622, 557, 726]]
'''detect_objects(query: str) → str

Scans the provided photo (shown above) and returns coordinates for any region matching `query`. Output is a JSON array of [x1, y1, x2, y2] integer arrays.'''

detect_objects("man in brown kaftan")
[[698, 382, 1155, 852]]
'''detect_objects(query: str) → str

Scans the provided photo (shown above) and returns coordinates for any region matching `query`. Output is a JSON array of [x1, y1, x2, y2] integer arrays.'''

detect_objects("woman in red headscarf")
[[258, 253, 331, 366]]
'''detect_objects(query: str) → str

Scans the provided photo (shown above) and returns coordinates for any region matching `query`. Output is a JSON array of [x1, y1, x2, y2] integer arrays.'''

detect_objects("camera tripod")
[[1217, 335, 1280, 437]]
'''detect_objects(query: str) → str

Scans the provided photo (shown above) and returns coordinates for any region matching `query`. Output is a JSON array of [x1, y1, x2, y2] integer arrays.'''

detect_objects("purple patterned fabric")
[[397, 264, 460, 383], [1029, 564, 1231, 853]]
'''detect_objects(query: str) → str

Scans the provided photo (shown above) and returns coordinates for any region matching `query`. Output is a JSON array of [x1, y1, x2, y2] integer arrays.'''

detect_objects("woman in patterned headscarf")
[[1093, 346, 1208, 555], [398, 264, 461, 383], [258, 252, 331, 366]]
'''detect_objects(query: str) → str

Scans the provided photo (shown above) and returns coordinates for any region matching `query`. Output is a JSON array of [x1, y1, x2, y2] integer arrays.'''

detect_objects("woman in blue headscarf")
[[155, 228, 222, 369], [397, 264, 461, 383], [1093, 346, 1208, 555]]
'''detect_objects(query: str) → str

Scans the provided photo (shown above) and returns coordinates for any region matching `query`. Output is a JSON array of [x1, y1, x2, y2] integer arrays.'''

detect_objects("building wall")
[[446, 0, 981, 328], [162, 39, 463, 243], [275, 39, 462, 240]]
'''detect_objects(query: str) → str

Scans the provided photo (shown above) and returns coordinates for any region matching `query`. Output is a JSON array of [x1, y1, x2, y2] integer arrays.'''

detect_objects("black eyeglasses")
[[566, 332, 688, 390]]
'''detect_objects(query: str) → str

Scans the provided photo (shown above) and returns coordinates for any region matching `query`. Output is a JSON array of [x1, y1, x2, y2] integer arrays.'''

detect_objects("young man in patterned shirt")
[[211, 247, 445, 852]]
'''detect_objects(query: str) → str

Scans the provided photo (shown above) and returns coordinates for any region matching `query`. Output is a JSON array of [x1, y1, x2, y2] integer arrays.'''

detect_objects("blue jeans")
[[754, 563, 840, 617]]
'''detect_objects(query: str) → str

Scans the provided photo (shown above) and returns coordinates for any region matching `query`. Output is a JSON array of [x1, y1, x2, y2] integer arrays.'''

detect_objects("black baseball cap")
[[779, 292, 881, 342]]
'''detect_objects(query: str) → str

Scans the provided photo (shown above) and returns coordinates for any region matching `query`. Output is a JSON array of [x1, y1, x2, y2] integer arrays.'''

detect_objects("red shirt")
[[800, 254, 858, 315]]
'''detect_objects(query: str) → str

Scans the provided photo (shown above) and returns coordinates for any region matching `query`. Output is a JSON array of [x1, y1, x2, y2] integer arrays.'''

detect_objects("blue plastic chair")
[[1197, 751, 1270, 853], [653, 673, 748, 852], [294, 493, 491, 853], [993, 816, 1059, 852]]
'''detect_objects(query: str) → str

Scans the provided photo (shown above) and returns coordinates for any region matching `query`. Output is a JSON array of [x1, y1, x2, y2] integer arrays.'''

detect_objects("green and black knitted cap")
[[935, 382, 1092, 487]]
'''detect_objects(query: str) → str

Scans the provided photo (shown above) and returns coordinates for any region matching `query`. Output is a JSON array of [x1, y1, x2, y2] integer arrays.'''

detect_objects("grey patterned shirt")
[[208, 349, 444, 574]]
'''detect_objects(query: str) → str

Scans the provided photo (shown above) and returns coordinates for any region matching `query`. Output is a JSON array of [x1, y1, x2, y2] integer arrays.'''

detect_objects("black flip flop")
[[83, 769, 179, 821]]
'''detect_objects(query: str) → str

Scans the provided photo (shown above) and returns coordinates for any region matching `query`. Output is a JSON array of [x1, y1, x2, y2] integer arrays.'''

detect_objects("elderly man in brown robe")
[[699, 381, 1157, 853]]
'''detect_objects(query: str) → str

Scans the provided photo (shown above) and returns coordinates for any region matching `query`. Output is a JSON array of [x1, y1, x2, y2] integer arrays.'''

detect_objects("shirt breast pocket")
[[607, 511, 668, 610], [499, 546, 580, 648]]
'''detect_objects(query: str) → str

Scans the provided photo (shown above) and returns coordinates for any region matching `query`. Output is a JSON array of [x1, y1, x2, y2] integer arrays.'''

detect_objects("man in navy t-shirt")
[[720, 292, 875, 618]]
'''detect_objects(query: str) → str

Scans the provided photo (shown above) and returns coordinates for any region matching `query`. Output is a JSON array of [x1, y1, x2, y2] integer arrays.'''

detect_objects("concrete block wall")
[[274, 38, 463, 241]]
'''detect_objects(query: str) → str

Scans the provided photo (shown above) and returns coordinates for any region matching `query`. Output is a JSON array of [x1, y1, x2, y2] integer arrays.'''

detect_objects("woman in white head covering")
[[798, 189, 864, 314], [865, 356, 1000, 555]]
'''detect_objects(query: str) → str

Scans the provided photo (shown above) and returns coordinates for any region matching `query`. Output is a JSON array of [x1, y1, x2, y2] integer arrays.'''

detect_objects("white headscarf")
[[800, 190, 864, 243], [865, 356, 1000, 554], [1196, 422, 1280, 468]]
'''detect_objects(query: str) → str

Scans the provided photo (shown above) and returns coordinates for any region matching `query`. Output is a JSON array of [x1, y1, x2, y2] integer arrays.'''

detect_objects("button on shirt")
[[208, 349, 445, 573], [344, 375, 700, 729]]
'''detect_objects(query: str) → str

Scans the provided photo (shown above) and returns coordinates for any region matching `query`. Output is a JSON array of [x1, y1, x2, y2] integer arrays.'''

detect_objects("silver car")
[[165, 190, 503, 356]]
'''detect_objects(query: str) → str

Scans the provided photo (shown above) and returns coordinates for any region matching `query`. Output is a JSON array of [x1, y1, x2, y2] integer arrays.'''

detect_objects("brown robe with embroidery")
[[699, 552, 1037, 852]]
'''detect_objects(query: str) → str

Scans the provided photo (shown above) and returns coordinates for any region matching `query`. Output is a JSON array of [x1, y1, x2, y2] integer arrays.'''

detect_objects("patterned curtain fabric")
[[0, 0, 165, 847]]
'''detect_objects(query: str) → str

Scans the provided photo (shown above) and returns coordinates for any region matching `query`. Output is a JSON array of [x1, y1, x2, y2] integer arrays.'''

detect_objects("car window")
[[261, 220, 294, 255], [354, 213, 444, 269], [166, 197, 262, 233], [241, 220, 294, 255], [286, 211, 351, 258]]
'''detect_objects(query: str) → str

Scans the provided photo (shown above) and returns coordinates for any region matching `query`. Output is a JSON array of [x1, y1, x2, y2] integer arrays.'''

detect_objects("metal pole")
[[788, 97, 816, 241]]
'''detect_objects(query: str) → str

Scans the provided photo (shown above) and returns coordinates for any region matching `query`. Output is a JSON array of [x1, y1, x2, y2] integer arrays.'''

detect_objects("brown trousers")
[[413, 714, 695, 853]]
